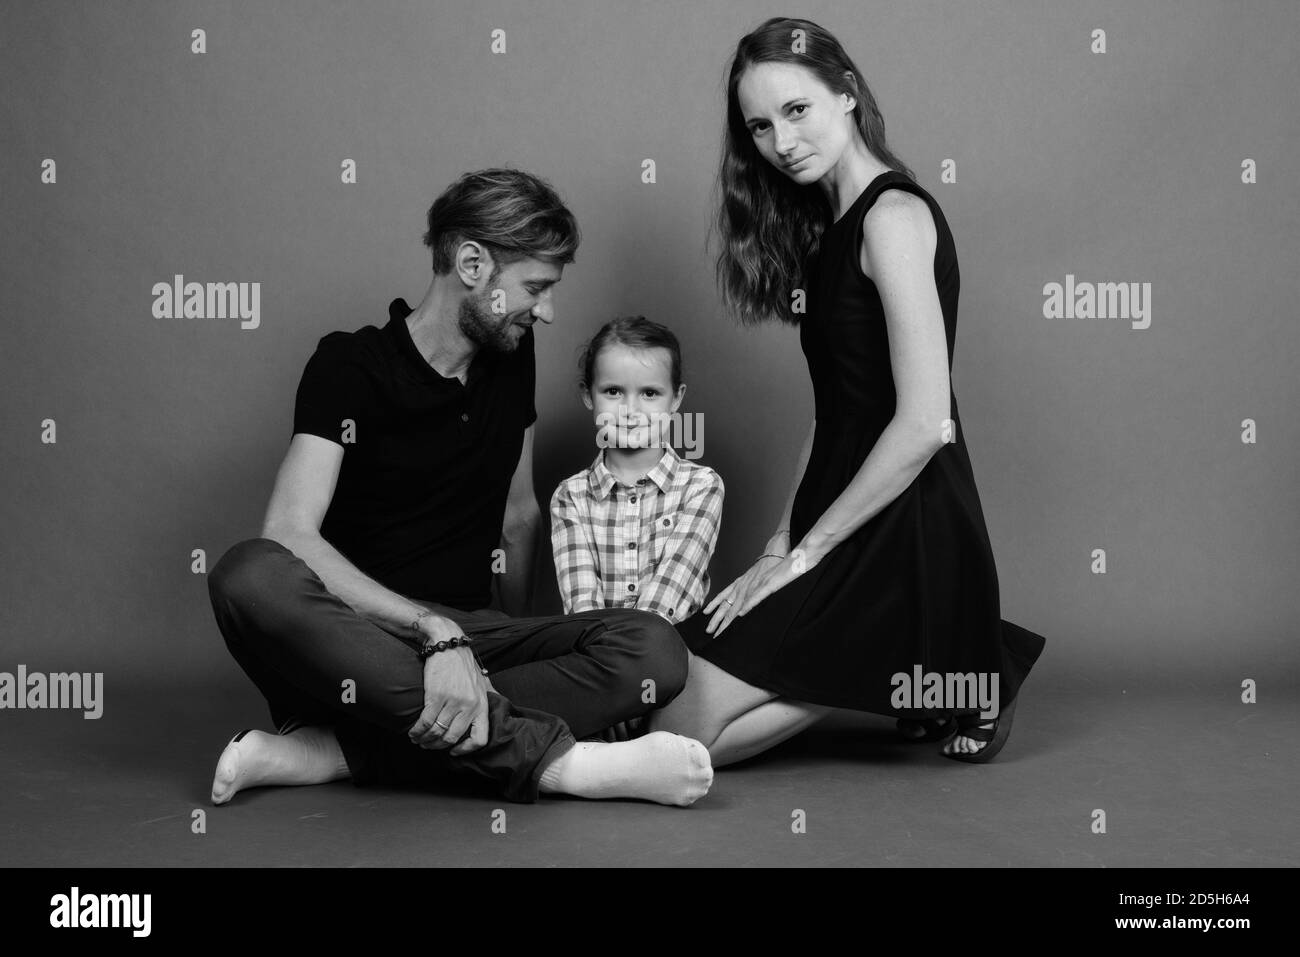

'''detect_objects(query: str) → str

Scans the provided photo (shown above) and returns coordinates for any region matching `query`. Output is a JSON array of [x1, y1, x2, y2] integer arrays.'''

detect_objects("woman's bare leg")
[[649, 655, 830, 765], [648, 655, 776, 744], [707, 698, 832, 767]]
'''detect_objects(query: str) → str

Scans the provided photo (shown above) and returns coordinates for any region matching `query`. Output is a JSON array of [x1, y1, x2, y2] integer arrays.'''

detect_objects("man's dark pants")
[[207, 538, 688, 803]]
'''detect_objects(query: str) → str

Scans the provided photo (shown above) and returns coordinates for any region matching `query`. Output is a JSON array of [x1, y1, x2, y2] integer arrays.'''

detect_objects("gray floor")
[[3, 677, 1296, 867]]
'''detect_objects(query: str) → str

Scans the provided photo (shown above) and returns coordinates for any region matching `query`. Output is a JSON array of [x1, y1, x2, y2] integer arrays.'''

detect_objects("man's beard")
[[458, 291, 519, 353]]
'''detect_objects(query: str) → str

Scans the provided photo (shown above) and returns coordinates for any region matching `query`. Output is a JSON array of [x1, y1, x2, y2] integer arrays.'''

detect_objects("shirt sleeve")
[[549, 482, 604, 614], [637, 471, 725, 623], [292, 335, 376, 447]]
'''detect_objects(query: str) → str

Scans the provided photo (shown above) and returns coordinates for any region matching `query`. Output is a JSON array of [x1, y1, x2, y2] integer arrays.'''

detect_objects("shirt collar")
[[385, 297, 497, 387], [586, 446, 681, 502]]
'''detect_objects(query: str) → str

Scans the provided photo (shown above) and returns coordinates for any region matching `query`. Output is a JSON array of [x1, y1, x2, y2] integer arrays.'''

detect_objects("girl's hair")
[[713, 17, 915, 326], [578, 316, 683, 392], [423, 167, 580, 274]]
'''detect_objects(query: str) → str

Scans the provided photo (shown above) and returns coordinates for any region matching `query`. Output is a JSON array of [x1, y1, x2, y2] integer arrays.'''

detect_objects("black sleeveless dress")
[[694, 171, 1046, 715]]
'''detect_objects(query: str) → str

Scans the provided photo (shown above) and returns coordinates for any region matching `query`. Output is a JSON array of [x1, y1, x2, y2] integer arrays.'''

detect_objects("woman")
[[651, 17, 1046, 765]]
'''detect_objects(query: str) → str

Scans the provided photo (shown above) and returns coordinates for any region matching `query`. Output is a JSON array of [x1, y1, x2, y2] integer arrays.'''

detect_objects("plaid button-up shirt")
[[550, 446, 724, 623]]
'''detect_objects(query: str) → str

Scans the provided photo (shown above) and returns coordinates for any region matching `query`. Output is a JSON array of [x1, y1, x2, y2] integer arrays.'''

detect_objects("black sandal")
[[944, 696, 1019, 763], [895, 716, 957, 742]]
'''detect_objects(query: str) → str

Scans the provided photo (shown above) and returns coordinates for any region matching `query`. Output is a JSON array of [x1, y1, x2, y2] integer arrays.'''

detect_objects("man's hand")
[[407, 615, 491, 755]]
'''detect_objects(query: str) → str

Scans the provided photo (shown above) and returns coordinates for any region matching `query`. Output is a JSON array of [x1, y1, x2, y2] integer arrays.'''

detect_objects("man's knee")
[[607, 609, 688, 706], [208, 537, 288, 610]]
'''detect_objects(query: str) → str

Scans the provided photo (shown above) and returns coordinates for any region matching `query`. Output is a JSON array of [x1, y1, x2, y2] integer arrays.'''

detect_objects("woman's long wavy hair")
[[714, 17, 914, 326]]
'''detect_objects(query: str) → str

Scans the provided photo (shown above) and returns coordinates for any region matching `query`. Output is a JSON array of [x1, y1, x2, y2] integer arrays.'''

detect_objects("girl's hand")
[[702, 555, 783, 637]]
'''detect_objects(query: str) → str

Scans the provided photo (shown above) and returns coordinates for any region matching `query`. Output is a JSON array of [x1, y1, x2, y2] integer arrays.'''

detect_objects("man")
[[207, 169, 712, 806]]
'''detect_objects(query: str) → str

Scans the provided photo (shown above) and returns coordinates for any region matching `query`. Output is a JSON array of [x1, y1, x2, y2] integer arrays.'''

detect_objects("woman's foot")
[[941, 720, 992, 756], [211, 726, 350, 805], [941, 697, 1020, 763], [539, 731, 714, 806]]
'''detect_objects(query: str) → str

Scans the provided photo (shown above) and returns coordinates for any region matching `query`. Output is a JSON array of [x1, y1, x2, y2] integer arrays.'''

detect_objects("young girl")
[[550, 316, 724, 630]]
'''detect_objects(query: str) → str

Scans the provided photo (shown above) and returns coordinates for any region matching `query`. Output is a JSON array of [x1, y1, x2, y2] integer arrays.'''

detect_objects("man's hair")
[[423, 168, 580, 274], [578, 316, 684, 393]]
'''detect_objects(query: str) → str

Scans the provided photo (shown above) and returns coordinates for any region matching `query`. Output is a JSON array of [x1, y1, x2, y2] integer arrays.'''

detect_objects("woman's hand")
[[702, 528, 803, 637], [736, 547, 819, 616], [705, 546, 823, 638], [702, 555, 783, 637]]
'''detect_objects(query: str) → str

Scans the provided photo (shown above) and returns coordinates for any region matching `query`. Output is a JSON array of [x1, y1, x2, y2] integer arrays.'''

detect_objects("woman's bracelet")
[[758, 529, 790, 563]]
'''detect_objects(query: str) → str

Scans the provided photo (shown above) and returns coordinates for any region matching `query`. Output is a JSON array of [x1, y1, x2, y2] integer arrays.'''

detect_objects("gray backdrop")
[[2, 0, 1297, 693]]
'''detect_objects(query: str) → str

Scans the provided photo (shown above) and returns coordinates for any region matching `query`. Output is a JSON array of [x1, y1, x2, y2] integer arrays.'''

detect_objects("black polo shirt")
[[291, 297, 537, 609]]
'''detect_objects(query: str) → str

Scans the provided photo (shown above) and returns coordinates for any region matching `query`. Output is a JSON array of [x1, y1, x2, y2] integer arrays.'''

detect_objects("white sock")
[[211, 727, 350, 805], [538, 731, 713, 807]]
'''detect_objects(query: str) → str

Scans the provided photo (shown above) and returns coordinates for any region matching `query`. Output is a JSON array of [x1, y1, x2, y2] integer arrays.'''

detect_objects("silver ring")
[[724, 599, 735, 605], [433, 720, 449, 730]]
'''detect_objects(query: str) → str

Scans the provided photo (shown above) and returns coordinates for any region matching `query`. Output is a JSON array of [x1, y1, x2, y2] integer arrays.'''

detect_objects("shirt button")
[[636, 478, 647, 485], [460, 412, 469, 422], [629, 495, 637, 504], [662, 518, 670, 526], [627, 583, 637, 592], [627, 542, 637, 549]]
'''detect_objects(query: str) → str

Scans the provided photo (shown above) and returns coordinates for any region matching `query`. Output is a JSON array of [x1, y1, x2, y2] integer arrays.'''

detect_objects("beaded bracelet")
[[416, 634, 489, 676], [416, 634, 472, 661]]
